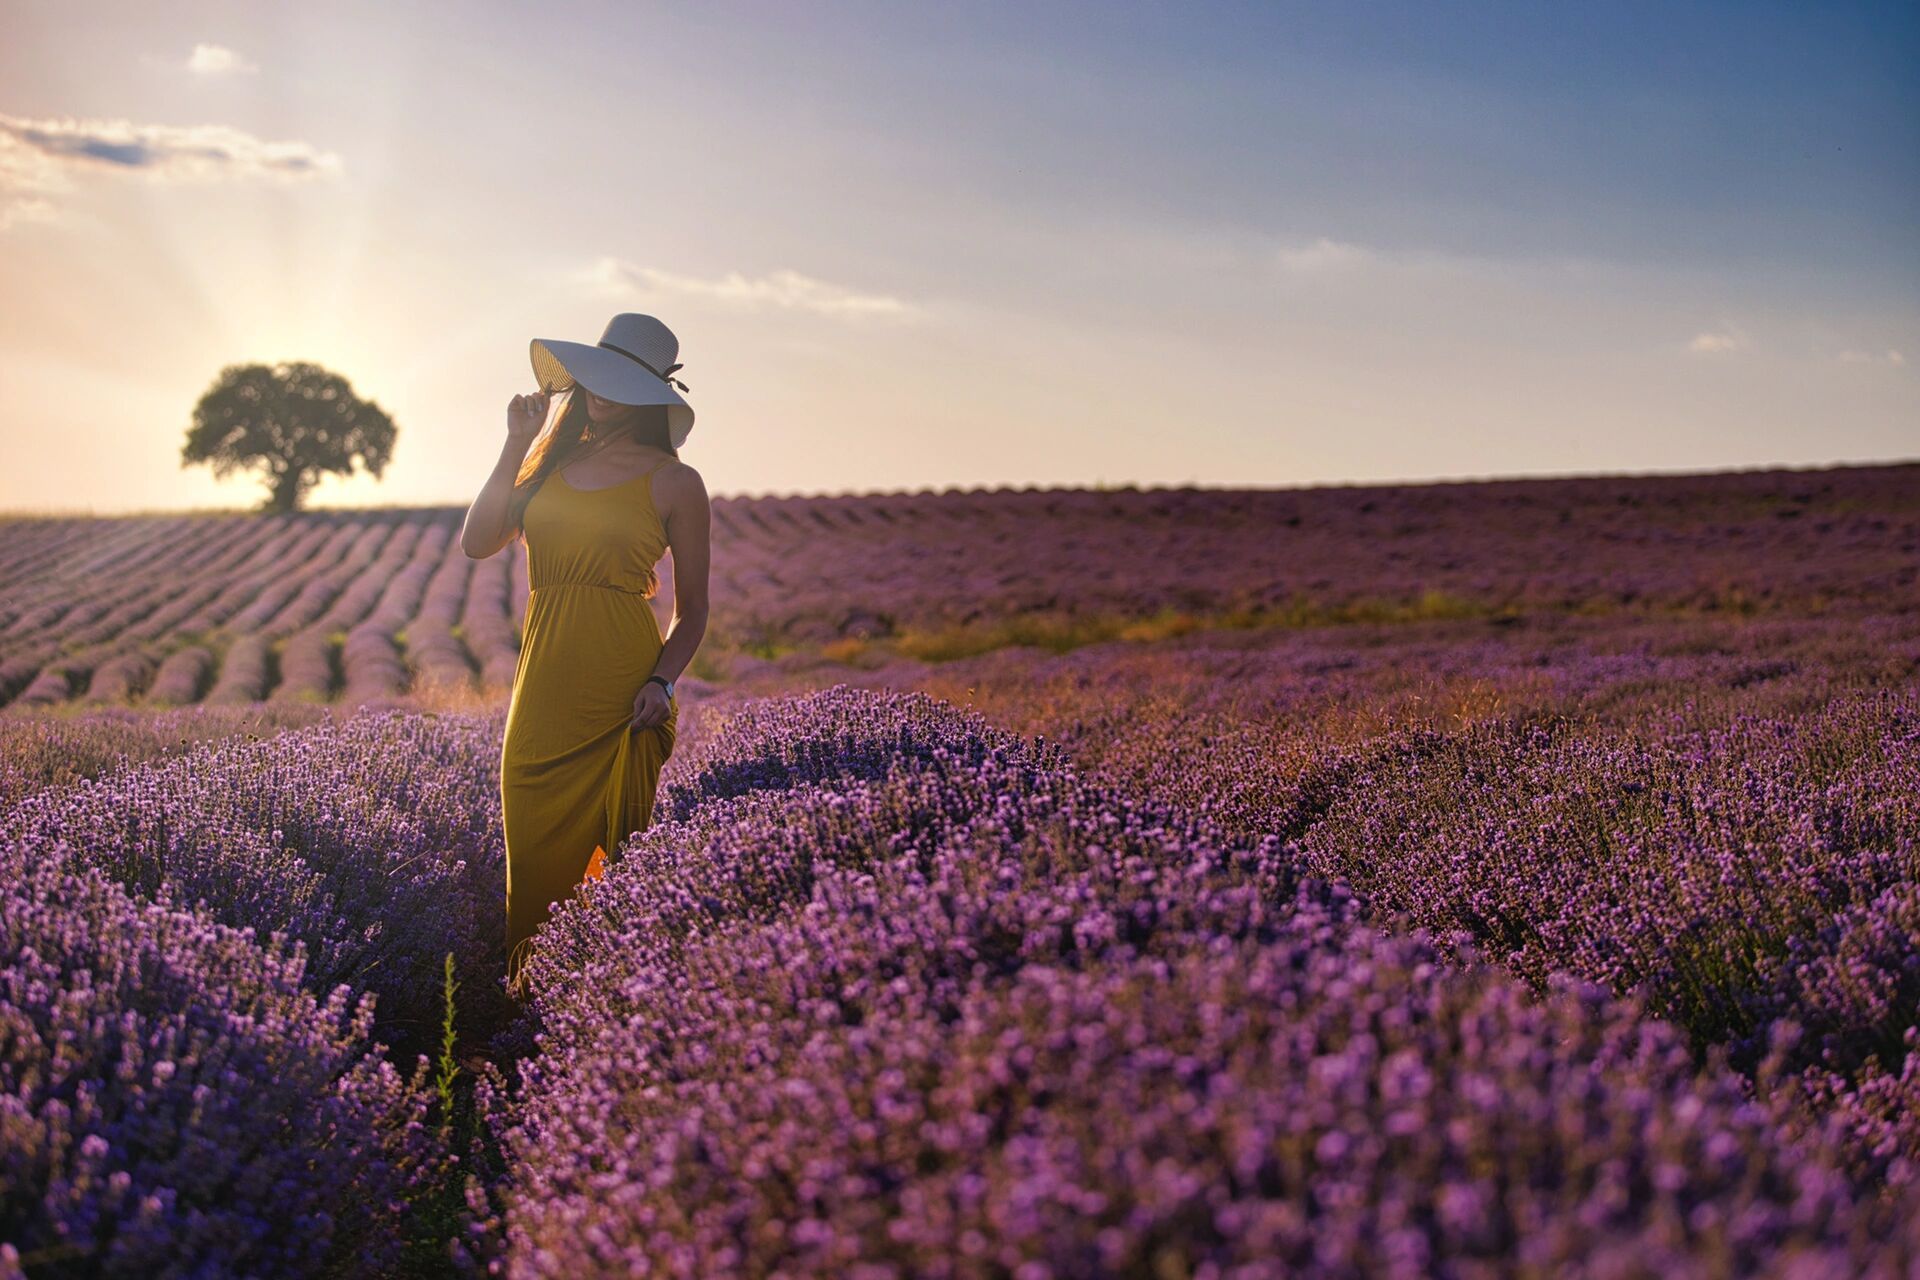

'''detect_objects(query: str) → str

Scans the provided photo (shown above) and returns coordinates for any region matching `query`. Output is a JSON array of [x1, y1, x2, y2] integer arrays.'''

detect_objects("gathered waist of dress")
[[530, 580, 656, 597]]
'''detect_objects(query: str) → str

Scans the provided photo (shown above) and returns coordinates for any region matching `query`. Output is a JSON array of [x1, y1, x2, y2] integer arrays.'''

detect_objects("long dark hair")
[[504, 390, 676, 540]]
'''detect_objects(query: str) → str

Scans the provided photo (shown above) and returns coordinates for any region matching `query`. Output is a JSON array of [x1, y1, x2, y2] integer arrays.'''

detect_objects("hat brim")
[[531, 338, 694, 448]]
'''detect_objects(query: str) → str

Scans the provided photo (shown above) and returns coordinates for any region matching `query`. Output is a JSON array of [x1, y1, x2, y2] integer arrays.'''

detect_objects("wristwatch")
[[645, 674, 675, 699]]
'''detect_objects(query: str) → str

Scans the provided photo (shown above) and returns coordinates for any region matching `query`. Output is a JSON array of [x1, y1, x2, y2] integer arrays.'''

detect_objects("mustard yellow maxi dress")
[[502, 453, 679, 991]]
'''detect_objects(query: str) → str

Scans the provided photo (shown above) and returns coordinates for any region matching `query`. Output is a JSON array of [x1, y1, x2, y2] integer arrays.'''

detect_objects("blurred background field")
[[2, 460, 1913, 716]]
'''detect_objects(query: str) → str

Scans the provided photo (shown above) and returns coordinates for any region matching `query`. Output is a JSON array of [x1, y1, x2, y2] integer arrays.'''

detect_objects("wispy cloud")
[[1688, 327, 1748, 354], [581, 259, 921, 320], [185, 43, 259, 75], [0, 113, 339, 182], [0, 195, 56, 231], [1268, 233, 1486, 278], [1835, 348, 1907, 366], [0, 112, 340, 229], [1274, 236, 1377, 272]]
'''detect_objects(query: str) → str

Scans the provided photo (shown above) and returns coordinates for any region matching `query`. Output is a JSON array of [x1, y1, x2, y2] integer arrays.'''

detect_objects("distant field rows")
[[0, 508, 529, 710], [1, 463, 1915, 709]]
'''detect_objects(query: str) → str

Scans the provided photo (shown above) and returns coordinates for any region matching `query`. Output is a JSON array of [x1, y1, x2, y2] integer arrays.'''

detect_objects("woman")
[[460, 312, 712, 1000]]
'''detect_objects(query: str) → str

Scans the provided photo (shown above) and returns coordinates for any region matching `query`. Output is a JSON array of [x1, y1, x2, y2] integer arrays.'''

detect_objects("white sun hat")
[[530, 312, 695, 448]]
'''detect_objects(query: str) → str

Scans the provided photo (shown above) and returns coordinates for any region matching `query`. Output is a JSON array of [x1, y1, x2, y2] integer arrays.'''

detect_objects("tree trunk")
[[265, 466, 305, 514]]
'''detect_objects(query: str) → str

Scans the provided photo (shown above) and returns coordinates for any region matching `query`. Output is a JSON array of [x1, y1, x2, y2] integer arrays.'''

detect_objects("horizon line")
[[4, 455, 1915, 522]]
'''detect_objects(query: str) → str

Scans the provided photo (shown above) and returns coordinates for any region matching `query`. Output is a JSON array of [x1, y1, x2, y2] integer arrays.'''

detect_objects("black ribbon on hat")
[[598, 340, 690, 392]]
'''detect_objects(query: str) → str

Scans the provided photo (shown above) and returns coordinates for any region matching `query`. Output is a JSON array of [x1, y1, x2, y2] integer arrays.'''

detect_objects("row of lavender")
[[0, 510, 528, 710], [0, 708, 513, 1275], [468, 686, 1919, 1275], [892, 608, 1920, 1187]]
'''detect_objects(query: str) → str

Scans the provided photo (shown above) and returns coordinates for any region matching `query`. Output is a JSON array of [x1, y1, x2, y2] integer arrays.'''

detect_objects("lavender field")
[[2, 463, 1918, 1277], [2, 462, 1914, 710]]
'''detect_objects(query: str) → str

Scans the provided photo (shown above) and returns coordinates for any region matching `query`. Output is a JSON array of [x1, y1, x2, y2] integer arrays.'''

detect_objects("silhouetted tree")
[[183, 361, 396, 513]]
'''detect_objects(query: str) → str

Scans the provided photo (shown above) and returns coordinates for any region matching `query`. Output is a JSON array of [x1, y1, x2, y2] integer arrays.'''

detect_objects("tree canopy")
[[182, 361, 396, 513]]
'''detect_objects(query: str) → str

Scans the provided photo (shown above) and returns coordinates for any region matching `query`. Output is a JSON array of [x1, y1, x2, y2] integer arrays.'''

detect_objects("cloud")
[[0, 112, 341, 227], [185, 43, 259, 75], [0, 113, 339, 183], [1274, 236, 1376, 272], [0, 194, 57, 231], [1268, 233, 1483, 277], [1836, 348, 1907, 367], [581, 260, 921, 320], [1688, 328, 1748, 354]]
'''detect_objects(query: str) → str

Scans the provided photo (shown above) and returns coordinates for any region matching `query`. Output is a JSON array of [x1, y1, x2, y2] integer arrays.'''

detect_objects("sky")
[[0, 0, 1914, 514]]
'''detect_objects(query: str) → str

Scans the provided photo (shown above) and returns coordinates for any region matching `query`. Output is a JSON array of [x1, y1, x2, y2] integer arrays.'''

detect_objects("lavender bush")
[[0, 701, 331, 809], [467, 687, 1920, 1277], [883, 624, 1920, 1185], [2, 709, 510, 1063], [0, 836, 446, 1276], [1272, 687, 1920, 1179]]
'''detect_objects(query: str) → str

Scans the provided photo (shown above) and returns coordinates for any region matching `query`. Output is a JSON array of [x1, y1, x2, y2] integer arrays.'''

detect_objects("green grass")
[[701, 582, 1871, 674], [882, 591, 1511, 663]]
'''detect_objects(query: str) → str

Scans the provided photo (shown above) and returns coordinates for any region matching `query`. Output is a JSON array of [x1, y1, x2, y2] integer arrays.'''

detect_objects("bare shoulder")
[[652, 458, 709, 525]]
